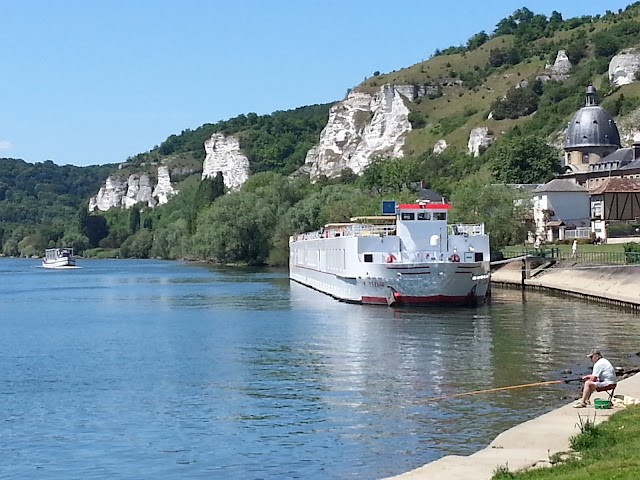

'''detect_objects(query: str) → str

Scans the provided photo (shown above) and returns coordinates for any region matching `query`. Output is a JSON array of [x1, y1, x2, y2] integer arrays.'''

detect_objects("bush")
[[607, 223, 640, 237], [408, 111, 428, 129]]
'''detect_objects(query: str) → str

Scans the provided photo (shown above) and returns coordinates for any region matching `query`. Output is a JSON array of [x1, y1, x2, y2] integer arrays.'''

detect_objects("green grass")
[[491, 405, 640, 479]]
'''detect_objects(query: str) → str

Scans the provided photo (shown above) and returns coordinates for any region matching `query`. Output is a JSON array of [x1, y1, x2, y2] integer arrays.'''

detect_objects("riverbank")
[[384, 372, 640, 480], [383, 263, 640, 479], [490, 261, 640, 309]]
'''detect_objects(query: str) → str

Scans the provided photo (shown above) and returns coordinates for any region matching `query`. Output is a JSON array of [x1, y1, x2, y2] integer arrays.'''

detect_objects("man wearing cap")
[[573, 349, 617, 408]]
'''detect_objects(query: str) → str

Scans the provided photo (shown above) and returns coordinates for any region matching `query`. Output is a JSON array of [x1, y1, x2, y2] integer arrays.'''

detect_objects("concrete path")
[[384, 371, 640, 479]]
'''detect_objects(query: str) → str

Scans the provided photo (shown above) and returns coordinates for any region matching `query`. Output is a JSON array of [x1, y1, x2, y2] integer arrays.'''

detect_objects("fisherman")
[[573, 348, 617, 408]]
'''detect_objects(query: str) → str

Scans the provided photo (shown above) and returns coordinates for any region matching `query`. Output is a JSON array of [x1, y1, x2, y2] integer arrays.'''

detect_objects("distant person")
[[573, 349, 617, 408], [572, 239, 578, 258], [534, 237, 541, 250]]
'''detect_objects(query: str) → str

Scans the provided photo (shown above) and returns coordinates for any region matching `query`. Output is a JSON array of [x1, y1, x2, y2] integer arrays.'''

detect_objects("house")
[[545, 85, 640, 239], [589, 177, 640, 240], [532, 179, 590, 241]]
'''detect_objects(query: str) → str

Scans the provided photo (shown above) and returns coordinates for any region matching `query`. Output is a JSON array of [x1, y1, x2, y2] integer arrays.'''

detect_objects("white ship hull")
[[42, 248, 76, 269], [42, 258, 76, 269], [290, 260, 489, 306]]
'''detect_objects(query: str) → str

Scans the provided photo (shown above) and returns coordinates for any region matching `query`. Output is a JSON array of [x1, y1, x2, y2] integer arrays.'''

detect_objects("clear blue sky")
[[0, 1, 632, 166]]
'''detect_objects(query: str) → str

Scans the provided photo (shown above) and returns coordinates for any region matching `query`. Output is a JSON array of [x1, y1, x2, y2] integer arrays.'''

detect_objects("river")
[[1, 258, 639, 479]]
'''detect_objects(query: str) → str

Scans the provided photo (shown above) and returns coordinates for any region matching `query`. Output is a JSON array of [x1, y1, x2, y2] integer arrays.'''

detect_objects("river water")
[[1, 258, 639, 479]]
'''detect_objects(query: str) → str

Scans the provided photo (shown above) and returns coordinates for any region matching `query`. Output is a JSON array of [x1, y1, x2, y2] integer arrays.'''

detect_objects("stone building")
[[562, 86, 621, 174], [555, 85, 640, 240]]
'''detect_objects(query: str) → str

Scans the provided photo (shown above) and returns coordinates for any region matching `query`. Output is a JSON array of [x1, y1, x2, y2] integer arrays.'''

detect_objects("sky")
[[0, 1, 634, 167]]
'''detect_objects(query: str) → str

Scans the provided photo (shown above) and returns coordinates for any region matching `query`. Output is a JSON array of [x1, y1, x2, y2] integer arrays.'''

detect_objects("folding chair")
[[596, 383, 616, 407]]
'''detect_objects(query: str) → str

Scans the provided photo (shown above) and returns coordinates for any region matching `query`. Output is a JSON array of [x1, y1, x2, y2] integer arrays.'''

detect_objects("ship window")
[[475, 252, 483, 262], [401, 212, 415, 220], [417, 212, 431, 220], [364, 253, 373, 263], [433, 212, 447, 220]]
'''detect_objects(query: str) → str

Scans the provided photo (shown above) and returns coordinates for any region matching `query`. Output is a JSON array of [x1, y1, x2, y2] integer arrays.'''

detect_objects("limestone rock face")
[[153, 166, 178, 205], [467, 127, 494, 157], [616, 106, 640, 144], [89, 165, 177, 211], [609, 48, 640, 86], [123, 173, 154, 209], [551, 49, 572, 75], [537, 50, 572, 83], [201, 133, 250, 190], [433, 139, 448, 155], [394, 84, 437, 100], [89, 176, 127, 212], [304, 84, 412, 179]]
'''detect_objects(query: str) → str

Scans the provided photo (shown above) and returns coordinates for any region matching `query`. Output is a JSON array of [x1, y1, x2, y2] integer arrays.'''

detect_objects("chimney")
[[634, 141, 640, 160]]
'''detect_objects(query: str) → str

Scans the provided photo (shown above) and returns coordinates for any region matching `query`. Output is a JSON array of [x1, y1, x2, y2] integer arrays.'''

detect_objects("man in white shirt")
[[574, 348, 617, 408]]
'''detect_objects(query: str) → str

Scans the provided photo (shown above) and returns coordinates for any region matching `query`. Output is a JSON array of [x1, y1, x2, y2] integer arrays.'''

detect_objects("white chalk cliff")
[[89, 165, 177, 212], [303, 84, 415, 179], [467, 127, 494, 157], [201, 133, 250, 190], [609, 48, 640, 86], [153, 166, 177, 205]]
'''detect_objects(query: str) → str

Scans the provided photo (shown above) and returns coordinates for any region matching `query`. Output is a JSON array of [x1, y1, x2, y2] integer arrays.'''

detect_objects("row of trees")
[[129, 104, 330, 175], [2, 131, 557, 264]]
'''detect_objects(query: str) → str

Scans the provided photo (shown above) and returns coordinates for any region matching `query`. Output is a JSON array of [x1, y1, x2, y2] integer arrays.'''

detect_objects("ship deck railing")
[[294, 224, 397, 241], [448, 224, 485, 235]]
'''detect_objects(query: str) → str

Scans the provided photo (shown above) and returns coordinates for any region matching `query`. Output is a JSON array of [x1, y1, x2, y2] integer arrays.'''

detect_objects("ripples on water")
[[1, 259, 640, 479]]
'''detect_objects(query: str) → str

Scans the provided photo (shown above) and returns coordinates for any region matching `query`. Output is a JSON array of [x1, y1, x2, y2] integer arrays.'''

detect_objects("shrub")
[[570, 413, 602, 451]]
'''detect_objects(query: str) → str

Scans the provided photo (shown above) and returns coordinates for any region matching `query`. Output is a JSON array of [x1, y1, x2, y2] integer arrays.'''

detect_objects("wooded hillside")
[[3, 4, 640, 263]]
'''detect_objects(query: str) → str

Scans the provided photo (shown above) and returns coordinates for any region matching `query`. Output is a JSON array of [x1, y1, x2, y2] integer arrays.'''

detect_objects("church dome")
[[564, 86, 621, 149]]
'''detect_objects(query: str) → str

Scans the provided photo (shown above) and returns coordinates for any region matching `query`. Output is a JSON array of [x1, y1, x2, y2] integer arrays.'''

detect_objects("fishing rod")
[[425, 377, 584, 402]]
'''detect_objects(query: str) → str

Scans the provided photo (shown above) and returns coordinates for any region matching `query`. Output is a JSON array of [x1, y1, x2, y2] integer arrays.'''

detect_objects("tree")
[[212, 171, 225, 198], [77, 203, 89, 235], [359, 158, 419, 194], [129, 205, 141, 234], [450, 179, 530, 249], [466, 31, 489, 50], [84, 215, 109, 247], [565, 40, 587, 65], [120, 230, 153, 258], [593, 32, 620, 58], [491, 81, 541, 120], [495, 17, 517, 36], [491, 135, 561, 184]]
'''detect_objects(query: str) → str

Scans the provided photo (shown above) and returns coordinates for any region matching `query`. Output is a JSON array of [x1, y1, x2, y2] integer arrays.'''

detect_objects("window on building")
[[582, 152, 590, 164], [592, 203, 602, 217]]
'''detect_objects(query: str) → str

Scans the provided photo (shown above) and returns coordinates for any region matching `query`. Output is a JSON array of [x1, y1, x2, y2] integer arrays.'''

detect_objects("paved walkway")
[[385, 373, 640, 479]]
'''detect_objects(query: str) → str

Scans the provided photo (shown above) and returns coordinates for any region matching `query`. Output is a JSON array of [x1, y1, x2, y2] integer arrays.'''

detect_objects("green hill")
[[4, 3, 640, 263]]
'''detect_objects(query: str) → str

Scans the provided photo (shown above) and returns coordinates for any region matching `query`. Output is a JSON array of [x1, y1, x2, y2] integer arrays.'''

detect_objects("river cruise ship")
[[42, 248, 76, 269], [289, 201, 490, 306]]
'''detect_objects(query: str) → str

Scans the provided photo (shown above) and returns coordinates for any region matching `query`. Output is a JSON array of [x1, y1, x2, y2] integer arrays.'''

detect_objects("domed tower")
[[563, 86, 620, 172]]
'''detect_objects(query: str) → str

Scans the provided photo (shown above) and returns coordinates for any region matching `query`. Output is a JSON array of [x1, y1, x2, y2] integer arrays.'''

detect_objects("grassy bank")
[[493, 405, 640, 479]]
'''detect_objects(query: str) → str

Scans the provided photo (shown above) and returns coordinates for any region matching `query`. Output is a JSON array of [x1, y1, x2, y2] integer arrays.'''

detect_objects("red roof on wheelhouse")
[[396, 203, 451, 210]]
